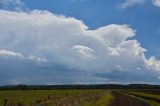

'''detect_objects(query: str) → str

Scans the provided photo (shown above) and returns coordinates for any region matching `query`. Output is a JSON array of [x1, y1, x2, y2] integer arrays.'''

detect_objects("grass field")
[[0, 90, 113, 106], [0, 89, 160, 106]]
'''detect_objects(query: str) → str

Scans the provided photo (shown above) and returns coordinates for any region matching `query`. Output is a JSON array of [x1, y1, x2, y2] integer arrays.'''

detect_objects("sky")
[[0, 0, 160, 85]]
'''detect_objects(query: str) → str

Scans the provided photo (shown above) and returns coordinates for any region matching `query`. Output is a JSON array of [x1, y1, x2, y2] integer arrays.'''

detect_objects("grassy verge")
[[124, 91, 160, 99], [122, 91, 160, 106], [83, 91, 114, 106]]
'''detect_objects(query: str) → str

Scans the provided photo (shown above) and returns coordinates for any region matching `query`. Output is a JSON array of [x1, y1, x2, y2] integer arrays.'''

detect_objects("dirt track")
[[110, 91, 149, 106]]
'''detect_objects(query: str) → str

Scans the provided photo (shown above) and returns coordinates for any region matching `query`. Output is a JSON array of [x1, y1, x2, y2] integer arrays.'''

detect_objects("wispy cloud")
[[152, 0, 160, 7], [0, 49, 47, 63], [120, 0, 145, 9], [0, 49, 23, 58], [120, 0, 160, 9]]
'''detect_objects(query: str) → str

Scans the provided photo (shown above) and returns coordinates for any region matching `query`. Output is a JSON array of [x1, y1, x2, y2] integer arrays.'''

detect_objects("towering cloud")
[[0, 10, 160, 85]]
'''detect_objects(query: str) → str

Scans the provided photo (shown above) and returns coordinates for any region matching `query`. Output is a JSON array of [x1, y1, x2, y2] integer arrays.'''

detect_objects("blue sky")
[[0, 0, 160, 85]]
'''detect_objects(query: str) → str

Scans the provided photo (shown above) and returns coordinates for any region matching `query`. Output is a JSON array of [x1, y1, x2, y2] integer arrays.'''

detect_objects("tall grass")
[[92, 91, 113, 106]]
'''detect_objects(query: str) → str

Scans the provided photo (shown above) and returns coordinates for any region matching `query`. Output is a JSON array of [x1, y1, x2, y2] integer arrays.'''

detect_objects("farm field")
[[0, 89, 160, 106], [0, 90, 113, 106]]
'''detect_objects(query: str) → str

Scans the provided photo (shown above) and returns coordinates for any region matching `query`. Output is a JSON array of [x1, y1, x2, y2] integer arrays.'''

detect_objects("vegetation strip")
[[123, 91, 160, 103], [91, 91, 113, 106], [128, 89, 160, 95], [121, 91, 160, 106]]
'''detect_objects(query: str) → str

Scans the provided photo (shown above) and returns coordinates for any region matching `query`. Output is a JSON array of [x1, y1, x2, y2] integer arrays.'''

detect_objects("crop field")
[[0, 89, 160, 106], [0, 90, 113, 106]]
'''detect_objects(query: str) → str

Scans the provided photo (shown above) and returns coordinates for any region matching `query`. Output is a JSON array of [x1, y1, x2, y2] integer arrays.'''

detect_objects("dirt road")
[[110, 91, 149, 106]]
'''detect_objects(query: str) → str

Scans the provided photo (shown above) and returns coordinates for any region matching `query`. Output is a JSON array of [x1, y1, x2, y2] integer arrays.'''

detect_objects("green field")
[[0, 89, 160, 106], [0, 90, 113, 106]]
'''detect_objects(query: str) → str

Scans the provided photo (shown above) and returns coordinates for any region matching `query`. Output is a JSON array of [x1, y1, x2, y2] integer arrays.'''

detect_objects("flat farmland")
[[0, 89, 160, 106], [0, 90, 113, 106]]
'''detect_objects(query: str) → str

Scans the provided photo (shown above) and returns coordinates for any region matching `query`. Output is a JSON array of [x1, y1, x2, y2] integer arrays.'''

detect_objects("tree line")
[[0, 84, 160, 90]]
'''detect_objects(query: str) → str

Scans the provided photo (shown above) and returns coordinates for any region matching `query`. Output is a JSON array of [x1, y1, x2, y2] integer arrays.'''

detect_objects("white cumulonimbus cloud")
[[0, 10, 160, 84]]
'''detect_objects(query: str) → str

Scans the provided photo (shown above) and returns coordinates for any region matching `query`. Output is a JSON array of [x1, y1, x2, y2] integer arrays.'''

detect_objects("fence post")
[[4, 99, 7, 106]]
